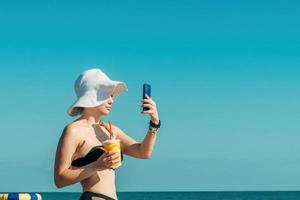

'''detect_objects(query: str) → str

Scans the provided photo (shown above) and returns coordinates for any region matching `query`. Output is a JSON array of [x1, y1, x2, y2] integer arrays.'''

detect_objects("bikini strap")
[[99, 120, 115, 139], [105, 121, 113, 139], [108, 121, 113, 139], [109, 121, 112, 135]]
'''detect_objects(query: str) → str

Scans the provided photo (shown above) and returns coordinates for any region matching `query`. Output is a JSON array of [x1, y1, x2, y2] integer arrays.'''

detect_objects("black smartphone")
[[143, 83, 151, 111]]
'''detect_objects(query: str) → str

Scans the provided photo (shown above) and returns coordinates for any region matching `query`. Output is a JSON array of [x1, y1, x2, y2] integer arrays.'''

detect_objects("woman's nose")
[[109, 96, 114, 103]]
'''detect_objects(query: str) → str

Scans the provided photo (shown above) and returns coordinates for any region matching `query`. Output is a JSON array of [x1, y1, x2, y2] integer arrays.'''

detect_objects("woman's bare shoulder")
[[60, 120, 86, 141]]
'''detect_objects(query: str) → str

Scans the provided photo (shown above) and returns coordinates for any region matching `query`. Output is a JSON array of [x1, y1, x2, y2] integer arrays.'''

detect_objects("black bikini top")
[[71, 145, 123, 167], [71, 121, 123, 168]]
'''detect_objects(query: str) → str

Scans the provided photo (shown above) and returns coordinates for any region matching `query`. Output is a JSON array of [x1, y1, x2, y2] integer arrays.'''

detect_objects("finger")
[[108, 153, 120, 162], [143, 98, 155, 106], [142, 104, 156, 112], [142, 101, 156, 107], [110, 153, 120, 160], [106, 152, 118, 159], [145, 94, 154, 101], [142, 110, 154, 114], [102, 152, 109, 157], [105, 157, 113, 164], [148, 107, 156, 112], [141, 104, 154, 110], [103, 157, 111, 163], [142, 98, 152, 103], [112, 158, 121, 163], [141, 109, 155, 114], [141, 103, 154, 108], [101, 152, 109, 160], [111, 158, 119, 163], [108, 151, 118, 156], [111, 155, 120, 161]]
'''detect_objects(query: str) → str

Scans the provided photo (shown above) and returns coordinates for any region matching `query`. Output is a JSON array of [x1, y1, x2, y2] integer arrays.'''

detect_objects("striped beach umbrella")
[[0, 193, 42, 200]]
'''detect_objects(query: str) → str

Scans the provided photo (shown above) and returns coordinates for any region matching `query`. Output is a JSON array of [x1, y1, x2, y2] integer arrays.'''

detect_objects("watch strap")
[[150, 119, 161, 128]]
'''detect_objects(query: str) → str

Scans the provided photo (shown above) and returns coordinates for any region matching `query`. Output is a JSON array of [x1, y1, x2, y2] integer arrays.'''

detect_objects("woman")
[[54, 68, 161, 200]]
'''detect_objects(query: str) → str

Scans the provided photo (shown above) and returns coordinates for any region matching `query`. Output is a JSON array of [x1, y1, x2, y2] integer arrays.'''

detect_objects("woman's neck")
[[80, 110, 103, 126]]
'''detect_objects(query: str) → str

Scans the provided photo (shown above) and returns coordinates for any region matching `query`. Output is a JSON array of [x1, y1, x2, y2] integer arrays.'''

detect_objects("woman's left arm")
[[113, 94, 160, 159]]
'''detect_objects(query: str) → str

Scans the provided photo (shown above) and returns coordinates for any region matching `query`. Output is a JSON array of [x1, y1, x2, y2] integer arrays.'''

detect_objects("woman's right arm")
[[54, 125, 100, 188]]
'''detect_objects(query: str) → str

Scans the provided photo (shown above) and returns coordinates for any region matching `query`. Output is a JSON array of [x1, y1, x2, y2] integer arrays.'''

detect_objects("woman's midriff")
[[80, 169, 118, 200]]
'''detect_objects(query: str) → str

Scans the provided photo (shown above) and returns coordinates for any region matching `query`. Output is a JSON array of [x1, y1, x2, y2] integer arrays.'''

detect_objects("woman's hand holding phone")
[[141, 84, 159, 124]]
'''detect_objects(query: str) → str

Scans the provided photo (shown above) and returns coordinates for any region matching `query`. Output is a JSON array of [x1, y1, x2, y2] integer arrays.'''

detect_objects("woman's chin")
[[102, 110, 110, 115]]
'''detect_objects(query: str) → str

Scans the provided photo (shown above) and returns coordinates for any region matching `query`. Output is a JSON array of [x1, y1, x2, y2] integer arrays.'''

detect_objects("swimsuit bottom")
[[79, 191, 115, 200]]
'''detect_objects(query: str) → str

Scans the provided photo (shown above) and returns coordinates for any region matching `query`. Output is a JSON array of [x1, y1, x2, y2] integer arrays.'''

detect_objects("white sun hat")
[[67, 68, 128, 116]]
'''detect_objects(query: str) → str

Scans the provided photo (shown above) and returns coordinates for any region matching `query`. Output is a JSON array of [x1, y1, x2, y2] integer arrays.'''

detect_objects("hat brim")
[[67, 81, 128, 117]]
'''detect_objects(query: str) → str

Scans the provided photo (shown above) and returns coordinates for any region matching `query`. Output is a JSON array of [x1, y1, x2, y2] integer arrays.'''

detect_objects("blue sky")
[[0, 0, 300, 192]]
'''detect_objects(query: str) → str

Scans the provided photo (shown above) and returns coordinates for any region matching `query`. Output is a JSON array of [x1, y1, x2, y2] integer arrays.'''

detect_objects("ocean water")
[[40, 191, 300, 200]]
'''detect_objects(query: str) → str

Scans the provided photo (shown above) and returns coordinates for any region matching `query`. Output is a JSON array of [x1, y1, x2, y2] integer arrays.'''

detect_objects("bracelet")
[[149, 119, 161, 129], [149, 127, 159, 135]]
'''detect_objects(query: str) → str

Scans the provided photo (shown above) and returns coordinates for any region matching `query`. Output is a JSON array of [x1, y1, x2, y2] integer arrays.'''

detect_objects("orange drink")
[[102, 139, 122, 169]]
